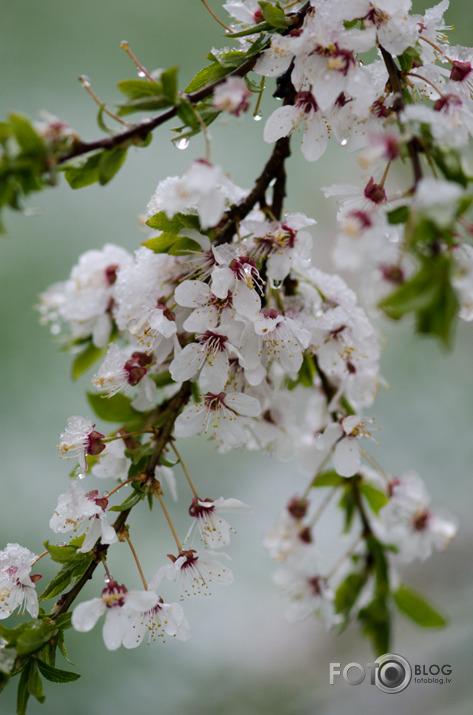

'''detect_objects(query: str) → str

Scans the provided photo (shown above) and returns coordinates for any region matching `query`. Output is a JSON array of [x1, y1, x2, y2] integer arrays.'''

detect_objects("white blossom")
[[0, 544, 39, 620]]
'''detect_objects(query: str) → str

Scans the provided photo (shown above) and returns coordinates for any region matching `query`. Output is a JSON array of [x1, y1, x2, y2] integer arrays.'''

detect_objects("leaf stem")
[[170, 442, 199, 499]]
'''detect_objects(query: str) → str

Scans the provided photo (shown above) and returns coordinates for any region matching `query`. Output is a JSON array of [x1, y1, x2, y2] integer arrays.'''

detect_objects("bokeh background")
[[1, 1, 472, 713]]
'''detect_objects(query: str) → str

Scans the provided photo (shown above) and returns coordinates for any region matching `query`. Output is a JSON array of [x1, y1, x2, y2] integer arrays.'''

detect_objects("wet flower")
[[0, 543, 40, 619], [57, 416, 105, 475]]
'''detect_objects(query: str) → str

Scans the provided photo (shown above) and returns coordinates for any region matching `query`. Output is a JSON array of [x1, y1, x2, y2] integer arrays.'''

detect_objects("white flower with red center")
[[122, 597, 190, 647], [187, 496, 253, 549], [49, 482, 118, 552], [264, 90, 329, 162], [415, 0, 451, 64], [91, 436, 131, 481], [174, 279, 237, 335], [239, 308, 310, 385], [170, 330, 237, 393], [57, 415, 105, 475], [264, 497, 312, 561], [272, 546, 337, 624], [153, 549, 233, 598], [0, 544, 40, 620], [213, 76, 252, 116], [315, 415, 376, 477], [223, 0, 265, 25], [37, 244, 132, 348], [243, 212, 314, 281], [211, 245, 263, 318], [377, 471, 457, 561], [344, 0, 418, 56], [72, 580, 158, 651], [174, 391, 261, 447], [155, 160, 242, 230], [93, 343, 152, 397]]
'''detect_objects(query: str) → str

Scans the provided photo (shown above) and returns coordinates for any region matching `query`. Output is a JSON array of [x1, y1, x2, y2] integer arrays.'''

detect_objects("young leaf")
[[393, 585, 447, 627], [16, 621, 53, 656], [63, 153, 102, 189], [36, 660, 80, 683], [9, 113, 45, 156], [117, 78, 165, 99], [86, 391, 142, 423], [185, 63, 230, 94], [360, 483, 388, 514], [312, 470, 344, 488], [71, 341, 106, 380], [161, 66, 179, 103], [27, 660, 45, 703], [335, 571, 369, 617], [98, 146, 128, 185], [258, 1, 290, 29]]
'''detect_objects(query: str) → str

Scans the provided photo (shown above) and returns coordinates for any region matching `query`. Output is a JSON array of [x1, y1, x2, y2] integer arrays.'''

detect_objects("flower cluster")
[[1, 2, 467, 703]]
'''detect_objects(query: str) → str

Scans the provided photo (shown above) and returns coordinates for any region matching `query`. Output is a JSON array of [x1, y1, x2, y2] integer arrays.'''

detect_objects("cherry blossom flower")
[[174, 390, 261, 447], [213, 76, 251, 116], [49, 482, 118, 552], [91, 436, 131, 481], [152, 549, 233, 598], [37, 244, 132, 348], [174, 279, 238, 336], [0, 544, 40, 620], [239, 309, 310, 385], [210, 245, 263, 318], [170, 329, 238, 393], [72, 581, 158, 650], [57, 415, 105, 475], [122, 598, 190, 647], [376, 471, 457, 561], [315, 416, 376, 477], [264, 91, 329, 162], [93, 343, 152, 397], [187, 496, 254, 549]]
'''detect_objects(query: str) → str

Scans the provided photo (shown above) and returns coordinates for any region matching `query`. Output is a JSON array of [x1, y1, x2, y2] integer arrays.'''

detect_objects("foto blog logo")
[[330, 653, 410, 693]]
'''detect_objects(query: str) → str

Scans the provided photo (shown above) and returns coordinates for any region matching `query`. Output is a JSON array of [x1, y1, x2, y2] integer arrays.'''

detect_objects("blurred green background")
[[1, 1, 472, 713]]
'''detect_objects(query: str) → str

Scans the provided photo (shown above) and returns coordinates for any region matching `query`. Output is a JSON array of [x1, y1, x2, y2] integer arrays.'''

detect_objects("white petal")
[[72, 598, 105, 632], [225, 392, 261, 417], [334, 438, 360, 477]]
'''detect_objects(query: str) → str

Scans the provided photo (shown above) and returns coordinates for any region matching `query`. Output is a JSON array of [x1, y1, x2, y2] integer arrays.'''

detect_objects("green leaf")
[[430, 145, 469, 187], [116, 97, 172, 116], [98, 146, 127, 185], [27, 661, 45, 703], [312, 470, 344, 488], [185, 62, 230, 94], [387, 205, 409, 225], [358, 594, 391, 656], [161, 66, 179, 103], [258, 1, 289, 29], [117, 78, 165, 99], [86, 391, 141, 423], [39, 558, 90, 601], [109, 484, 145, 511], [335, 571, 369, 616], [71, 341, 106, 380], [16, 621, 53, 656], [43, 541, 79, 564], [17, 663, 31, 715], [36, 660, 80, 683], [379, 255, 459, 346], [63, 153, 102, 189], [9, 113, 45, 156], [393, 585, 447, 627], [168, 237, 202, 255], [146, 211, 187, 233], [360, 483, 388, 514], [142, 232, 182, 253]]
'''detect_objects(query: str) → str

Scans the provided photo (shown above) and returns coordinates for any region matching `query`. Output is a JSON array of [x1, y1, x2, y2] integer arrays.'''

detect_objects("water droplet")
[[57, 541, 67, 547], [104, 576, 111, 584], [175, 137, 189, 150], [79, 74, 91, 88], [102, 491, 109, 498], [137, 70, 146, 78], [253, 112, 263, 122], [340, 138, 348, 146], [270, 279, 283, 290], [74, 466, 86, 480]]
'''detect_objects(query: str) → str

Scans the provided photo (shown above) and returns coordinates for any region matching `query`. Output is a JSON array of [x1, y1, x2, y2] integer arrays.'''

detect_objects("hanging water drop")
[[74, 466, 86, 480], [340, 138, 348, 146], [176, 137, 189, 150], [253, 112, 263, 122], [137, 70, 146, 78], [270, 279, 283, 290]]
